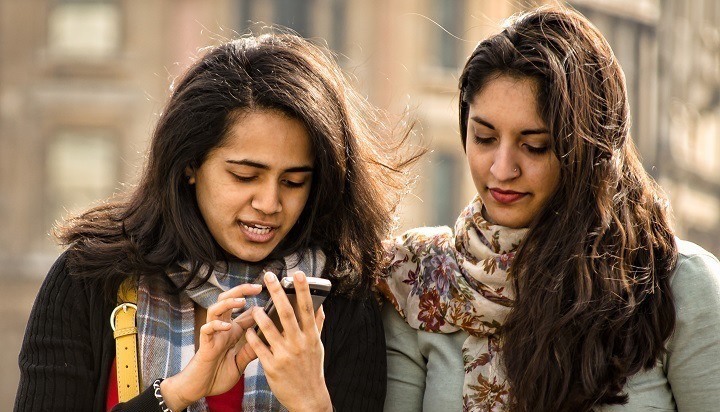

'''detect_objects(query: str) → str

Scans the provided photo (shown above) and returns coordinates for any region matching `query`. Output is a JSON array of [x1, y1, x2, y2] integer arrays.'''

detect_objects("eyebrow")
[[470, 115, 549, 135], [226, 159, 313, 173]]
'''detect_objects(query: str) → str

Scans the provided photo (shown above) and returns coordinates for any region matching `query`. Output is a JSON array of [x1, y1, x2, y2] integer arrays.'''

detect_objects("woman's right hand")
[[245, 271, 332, 412], [159, 283, 262, 410]]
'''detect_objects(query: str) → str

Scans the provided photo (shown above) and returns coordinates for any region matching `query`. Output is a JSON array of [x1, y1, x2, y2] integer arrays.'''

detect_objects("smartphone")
[[255, 276, 332, 345]]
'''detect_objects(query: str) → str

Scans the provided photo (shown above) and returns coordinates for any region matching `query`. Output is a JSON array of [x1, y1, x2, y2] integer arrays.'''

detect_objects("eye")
[[473, 136, 496, 145], [231, 173, 256, 182], [282, 179, 307, 188], [524, 144, 549, 155]]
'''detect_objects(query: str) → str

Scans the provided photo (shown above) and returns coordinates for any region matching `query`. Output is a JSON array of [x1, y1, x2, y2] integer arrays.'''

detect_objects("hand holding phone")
[[254, 273, 331, 345], [246, 271, 333, 412]]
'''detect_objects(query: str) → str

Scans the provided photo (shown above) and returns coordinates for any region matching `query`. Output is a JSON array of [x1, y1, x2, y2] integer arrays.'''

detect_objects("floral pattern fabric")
[[379, 196, 527, 411]]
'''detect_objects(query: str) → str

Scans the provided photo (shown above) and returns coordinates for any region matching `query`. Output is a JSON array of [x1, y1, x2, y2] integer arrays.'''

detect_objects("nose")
[[489, 142, 520, 181], [250, 182, 282, 215]]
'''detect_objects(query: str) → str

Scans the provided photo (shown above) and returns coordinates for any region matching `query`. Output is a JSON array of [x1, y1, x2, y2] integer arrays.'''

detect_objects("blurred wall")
[[1, 0, 719, 406]]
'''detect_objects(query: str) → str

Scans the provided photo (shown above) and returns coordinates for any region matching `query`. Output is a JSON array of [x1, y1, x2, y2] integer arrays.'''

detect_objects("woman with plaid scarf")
[[16, 33, 419, 412]]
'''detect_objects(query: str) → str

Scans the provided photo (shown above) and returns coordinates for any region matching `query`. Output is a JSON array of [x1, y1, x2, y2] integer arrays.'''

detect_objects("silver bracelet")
[[152, 378, 175, 412]]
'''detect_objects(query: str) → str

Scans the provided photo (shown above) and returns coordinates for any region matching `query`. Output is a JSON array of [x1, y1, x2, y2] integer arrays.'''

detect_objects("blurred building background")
[[1, 0, 719, 405]]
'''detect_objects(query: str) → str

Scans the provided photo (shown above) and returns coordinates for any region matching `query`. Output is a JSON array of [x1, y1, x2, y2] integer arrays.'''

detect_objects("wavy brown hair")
[[56, 33, 419, 301], [459, 6, 677, 411]]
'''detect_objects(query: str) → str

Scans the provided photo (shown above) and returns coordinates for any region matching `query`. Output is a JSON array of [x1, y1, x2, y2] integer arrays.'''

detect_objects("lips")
[[238, 220, 278, 243], [489, 188, 527, 204]]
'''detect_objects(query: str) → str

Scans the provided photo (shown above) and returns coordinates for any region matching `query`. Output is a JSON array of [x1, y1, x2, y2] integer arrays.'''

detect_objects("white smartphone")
[[255, 276, 332, 345]]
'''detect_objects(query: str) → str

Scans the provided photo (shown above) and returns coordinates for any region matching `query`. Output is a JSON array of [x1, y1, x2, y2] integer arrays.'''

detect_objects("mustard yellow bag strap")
[[111, 277, 139, 402]]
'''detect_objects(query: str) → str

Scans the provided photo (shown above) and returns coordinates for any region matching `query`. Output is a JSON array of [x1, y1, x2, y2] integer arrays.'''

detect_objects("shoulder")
[[23, 251, 103, 347], [39, 251, 79, 296], [666, 238, 720, 350], [37, 250, 112, 311], [656, 240, 720, 408], [670, 239, 720, 306], [384, 226, 454, 260], [676, 238, 719, 262], [380, 226, 457, 312]]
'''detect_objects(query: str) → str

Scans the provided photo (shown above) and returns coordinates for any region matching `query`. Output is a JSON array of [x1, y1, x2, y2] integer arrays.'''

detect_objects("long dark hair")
[[57, 33, 418, 300], [459, 6, 677, 411]]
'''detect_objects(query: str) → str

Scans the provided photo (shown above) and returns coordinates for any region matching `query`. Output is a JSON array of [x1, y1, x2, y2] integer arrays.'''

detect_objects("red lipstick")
[[489, 188, 527, 204]]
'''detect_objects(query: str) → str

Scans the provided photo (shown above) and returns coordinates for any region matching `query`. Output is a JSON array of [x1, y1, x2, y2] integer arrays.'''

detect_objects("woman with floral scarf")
[[380, 6, 720, 412]]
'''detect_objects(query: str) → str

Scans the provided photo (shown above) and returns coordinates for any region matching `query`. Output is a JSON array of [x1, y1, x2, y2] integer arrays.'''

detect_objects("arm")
[[322, 290, 387, 411], [382, 303, 426, 412], [665, 250, 720, 411], [14, 254, 101, 411]]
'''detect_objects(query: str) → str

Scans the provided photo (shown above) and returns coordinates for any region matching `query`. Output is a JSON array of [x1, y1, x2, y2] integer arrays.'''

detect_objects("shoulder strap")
[[111, 277, 140, 402]]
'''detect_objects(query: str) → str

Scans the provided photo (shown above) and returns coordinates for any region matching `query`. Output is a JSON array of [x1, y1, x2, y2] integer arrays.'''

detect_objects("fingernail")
[[264, 271, 277, 283], [222, 322, 231, 327], [294, 271, 306, 282], [234, 298, 245, 303]]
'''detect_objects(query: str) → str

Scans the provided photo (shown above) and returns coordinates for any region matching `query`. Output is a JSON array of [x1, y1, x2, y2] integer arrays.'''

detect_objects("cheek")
[[195, 188, 223, 229], [466, 151, 488, 182], [542, 160, 562, 194], [197, 185, 246, 223], [291, 189, 312, 216]]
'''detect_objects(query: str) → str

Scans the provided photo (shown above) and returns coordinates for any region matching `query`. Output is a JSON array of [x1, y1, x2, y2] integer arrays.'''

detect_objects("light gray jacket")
[[383, 239, 720, 411]]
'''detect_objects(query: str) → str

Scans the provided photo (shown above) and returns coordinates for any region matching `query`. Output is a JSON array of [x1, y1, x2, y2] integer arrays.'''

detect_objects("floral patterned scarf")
[[378, 195, 527, 411]]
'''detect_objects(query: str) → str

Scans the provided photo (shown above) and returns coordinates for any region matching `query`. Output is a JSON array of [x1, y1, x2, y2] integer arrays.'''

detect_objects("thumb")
[[235, 342, 258, 373]]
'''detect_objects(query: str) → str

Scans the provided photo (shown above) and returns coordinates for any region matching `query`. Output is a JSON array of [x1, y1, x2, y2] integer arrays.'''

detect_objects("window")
[[431, 152, 460, 226], [329, 0, 347, 52], [47, 0, 121, 58], [433, 0, 464, 69], [45, 130, 118, 224], [241, 0, 312, 38], [274, 0, 311, 37], [238, 0, 347, 53]]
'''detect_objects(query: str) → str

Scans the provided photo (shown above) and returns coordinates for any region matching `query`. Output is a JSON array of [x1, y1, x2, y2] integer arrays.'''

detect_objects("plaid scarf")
[[136, 249, 326, 412], [378, 196, 527, 411]]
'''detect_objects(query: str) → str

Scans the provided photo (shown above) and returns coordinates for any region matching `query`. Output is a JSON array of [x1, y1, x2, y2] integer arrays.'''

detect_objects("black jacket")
[[15, 253, 386, 411]]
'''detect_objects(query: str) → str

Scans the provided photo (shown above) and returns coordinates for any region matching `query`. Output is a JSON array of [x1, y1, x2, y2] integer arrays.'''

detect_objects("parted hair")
[[459, 6, 677, 411], [57, 33, 418, 300]]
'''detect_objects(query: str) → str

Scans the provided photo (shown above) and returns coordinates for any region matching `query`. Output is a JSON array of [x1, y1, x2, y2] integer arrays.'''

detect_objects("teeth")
[[241, 222, 273, 235]]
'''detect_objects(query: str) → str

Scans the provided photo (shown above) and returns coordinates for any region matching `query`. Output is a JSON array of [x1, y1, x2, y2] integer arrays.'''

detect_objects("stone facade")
[[2, 0, 719, 405], [2, 0, 718, 279]]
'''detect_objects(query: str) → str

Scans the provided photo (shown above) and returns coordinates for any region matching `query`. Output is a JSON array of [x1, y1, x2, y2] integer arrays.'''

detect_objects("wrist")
[[158, 375, 192, 411], [299, 388, 332, 412]]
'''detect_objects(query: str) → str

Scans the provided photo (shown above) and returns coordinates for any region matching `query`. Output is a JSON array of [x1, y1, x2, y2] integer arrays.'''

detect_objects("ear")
[[185, 166, 196, 185]]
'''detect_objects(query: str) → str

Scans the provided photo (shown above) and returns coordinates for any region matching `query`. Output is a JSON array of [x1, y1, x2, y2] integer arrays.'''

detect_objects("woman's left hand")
[[245, 270, 332, 412]]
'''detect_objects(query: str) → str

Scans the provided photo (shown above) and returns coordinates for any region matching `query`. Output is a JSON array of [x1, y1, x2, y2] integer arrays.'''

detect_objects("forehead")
[[468, 75, 542, 120], [216, 109, 314, 166]]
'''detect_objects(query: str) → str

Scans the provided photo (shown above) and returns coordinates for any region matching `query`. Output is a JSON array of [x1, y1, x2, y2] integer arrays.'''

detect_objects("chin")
[[229, 245, 274, 263], [501, 217, 531, 229], [486, 212, 528, 229]]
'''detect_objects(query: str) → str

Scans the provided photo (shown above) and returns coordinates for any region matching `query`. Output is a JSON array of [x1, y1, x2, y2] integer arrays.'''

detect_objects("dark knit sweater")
[[15, 253, 386, 411]]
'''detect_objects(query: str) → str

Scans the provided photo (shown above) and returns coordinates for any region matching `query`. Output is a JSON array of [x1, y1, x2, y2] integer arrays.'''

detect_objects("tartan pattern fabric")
[[136, 249, 326, 411]]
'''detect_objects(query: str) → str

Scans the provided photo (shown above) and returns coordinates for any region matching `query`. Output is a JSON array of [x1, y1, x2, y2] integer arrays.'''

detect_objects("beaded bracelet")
[[152, 378, 175, 412]]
